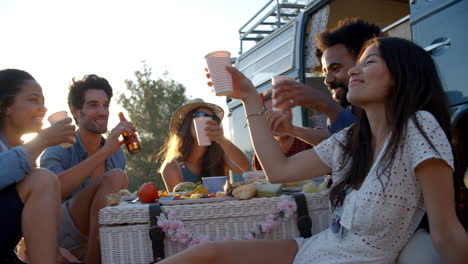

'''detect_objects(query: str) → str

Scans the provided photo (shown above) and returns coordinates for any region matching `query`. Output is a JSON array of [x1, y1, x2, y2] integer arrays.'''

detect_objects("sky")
[[0, 0, 278, 136]]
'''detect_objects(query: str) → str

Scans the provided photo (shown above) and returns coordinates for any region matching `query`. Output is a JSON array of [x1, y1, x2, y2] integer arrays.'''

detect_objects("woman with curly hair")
[[0, 69, 77, 263]]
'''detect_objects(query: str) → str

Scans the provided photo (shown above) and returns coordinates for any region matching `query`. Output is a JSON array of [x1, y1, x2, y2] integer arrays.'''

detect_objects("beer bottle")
[[118, 112, 142, 154]]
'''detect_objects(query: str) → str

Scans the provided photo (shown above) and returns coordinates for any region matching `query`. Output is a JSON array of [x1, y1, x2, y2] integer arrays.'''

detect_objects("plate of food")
[[120, 195, 138, 201], [280, 181, 304, 193], [158, 193, 231, 205], [119, 189, 138, 202]]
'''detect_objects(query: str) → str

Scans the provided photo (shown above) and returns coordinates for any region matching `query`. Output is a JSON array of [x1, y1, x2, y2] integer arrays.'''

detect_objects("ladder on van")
[[239, 0, 306, 54]]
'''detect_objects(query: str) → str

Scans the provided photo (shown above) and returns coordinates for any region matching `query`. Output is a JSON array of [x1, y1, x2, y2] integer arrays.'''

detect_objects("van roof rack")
[[239, 0, 306, 54]]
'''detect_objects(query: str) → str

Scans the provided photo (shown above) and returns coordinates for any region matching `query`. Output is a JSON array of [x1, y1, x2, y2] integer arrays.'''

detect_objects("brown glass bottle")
[[118, 112, 142, 154]]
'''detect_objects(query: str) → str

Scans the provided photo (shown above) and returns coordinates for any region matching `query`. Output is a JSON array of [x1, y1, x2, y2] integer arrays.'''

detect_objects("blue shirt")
[[40, 130, 126, 200], [0, 133, 31, 191], [175, 158, 201, 183], [327, 108, 356, 135]]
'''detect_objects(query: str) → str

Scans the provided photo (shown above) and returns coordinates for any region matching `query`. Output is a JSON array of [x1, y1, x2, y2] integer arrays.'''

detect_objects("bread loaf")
[[231, 183, 256, 200]]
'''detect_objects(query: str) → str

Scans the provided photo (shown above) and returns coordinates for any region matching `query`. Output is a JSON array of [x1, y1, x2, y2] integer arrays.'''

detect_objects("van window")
[[238, 22, 297, 87]]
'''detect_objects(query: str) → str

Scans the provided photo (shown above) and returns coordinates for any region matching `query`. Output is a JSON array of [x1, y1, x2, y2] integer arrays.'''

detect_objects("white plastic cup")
[[202, 176, 228, 193], [205, 51, 233, 96], [47, 111, 75, 148], [193, 117, 211, 146], [271, 76, 295, 111]]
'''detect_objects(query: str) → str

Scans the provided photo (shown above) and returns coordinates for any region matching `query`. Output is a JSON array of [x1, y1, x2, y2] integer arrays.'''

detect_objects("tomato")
[[138, 182, 159, 203]]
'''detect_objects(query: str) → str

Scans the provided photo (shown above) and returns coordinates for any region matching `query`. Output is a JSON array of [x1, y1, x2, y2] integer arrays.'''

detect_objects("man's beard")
[[80, 111, 108, 134], [329, 82, 350, 108]]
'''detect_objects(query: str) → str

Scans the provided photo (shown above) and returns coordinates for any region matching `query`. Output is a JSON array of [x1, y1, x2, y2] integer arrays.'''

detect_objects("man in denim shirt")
[[41, 74, 135, 264], [271, 19, 381, 141]]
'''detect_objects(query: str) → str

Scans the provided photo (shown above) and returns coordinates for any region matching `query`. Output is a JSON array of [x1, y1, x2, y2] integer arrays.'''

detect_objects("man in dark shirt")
[[272, 18, 382, 140]]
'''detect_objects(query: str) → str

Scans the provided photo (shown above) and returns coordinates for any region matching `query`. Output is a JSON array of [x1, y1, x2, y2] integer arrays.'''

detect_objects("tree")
[[118, 63, 187, 191]]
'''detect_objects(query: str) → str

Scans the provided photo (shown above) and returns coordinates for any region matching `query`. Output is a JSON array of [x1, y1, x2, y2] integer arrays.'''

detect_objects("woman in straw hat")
[[158, 98, 249, 192]]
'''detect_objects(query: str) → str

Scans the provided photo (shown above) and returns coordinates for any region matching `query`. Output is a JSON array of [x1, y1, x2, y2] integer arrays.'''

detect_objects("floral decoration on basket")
[[156, 197, 297, 247]]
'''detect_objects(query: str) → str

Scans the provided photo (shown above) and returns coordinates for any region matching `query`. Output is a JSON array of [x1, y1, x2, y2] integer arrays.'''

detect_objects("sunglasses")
[[192, 111, 215, 119]]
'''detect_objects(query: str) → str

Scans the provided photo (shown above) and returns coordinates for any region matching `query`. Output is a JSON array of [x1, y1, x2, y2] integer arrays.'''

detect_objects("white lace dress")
[[293, 111, 453, 264]]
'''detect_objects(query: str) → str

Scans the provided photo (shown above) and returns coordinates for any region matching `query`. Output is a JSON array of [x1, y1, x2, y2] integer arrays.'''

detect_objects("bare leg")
[[67, 169, 128, 264], [16, 168, 61, 264], [159, 239, 298, 264]]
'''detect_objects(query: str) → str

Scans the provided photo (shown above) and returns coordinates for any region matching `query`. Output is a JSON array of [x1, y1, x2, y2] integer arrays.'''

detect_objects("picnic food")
[[106, 193, 121, 206], [190, 193, 202, 199], [216, 191, 227, 197], [119, 189, 133, 196], [173, 181, 199, 192], [138, 182, 159, 203], [282, 181, 302, 188], [318, 175, 331, 190], [302, 181, 319, 193], [255, 182, 282, 197], [231, 183, 256, 200], [303, 176, 331, 193]]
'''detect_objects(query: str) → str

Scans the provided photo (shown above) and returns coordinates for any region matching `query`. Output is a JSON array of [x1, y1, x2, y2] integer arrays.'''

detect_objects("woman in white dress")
[[159, 37, 468, 264]]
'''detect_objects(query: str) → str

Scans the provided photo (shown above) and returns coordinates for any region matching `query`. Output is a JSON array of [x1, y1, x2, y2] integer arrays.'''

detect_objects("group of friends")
[[159, 18, 468, 264], [1, 17, 467, 264]]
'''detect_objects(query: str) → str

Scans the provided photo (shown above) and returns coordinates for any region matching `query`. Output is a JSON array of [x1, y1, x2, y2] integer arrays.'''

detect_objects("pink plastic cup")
[[47, 111, 75, 148], [193, 117, 212, 146], [205, 51, 233, 96], [271, 76, 295, 111]]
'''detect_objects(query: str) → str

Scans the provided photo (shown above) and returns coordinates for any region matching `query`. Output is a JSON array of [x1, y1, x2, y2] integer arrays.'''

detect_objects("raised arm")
[[226, 67, 331, 183], [41, 143, 115, 199], [416, 158, 468, 264], [41, 121, 131, 199], [23, 117, 76, 163], [273, 80, 344, 123], [266, 110, 329, 146], [204, 119, 249, 174]]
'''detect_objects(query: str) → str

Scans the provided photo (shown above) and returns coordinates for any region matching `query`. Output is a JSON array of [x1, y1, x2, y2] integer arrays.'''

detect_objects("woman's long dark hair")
[[329, 37, 452, 209], [158, 108, 226, 179], [0, 69, 35, 130]]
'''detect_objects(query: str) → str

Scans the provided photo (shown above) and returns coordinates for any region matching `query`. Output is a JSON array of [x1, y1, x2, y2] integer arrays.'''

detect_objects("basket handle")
[[293, 193, 312, 238], [149, 203, 165, 263]]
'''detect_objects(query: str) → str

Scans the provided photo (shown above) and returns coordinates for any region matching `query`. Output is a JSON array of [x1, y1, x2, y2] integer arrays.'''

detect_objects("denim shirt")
[[0, 132, 31, 191], [40, 130, 126, 201], [327, 108, 356, 135]]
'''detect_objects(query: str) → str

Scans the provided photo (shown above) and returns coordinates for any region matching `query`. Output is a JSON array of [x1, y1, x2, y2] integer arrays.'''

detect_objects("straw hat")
[[169, 98, 224, 132]]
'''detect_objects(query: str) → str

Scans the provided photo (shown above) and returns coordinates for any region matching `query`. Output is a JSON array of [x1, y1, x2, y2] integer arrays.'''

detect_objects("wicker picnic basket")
[[99, 192, 331, 264]]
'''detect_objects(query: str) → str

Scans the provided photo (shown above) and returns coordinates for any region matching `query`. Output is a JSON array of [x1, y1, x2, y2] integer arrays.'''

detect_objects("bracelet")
[[244, 108, 266, 128], [246, 108, 266, 119]]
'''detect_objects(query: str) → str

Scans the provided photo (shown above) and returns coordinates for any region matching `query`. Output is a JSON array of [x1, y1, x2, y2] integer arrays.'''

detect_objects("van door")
[[410, 0, 468, 229], [410, 0, 468, 107]]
